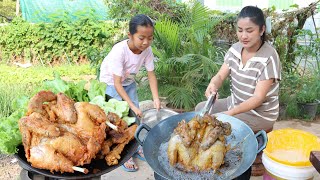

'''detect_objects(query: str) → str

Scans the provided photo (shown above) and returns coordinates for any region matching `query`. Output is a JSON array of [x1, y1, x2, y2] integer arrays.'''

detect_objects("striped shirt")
[[225, 42, 281, 121]]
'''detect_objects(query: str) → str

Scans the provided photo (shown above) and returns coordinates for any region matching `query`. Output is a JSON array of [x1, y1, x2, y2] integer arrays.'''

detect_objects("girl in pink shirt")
[[99, 14, 160, 172]]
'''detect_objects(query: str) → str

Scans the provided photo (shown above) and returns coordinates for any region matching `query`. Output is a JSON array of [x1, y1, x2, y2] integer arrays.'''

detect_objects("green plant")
[[0, 0, 16, 22], [293, 29, 319, 75], [0, 10, 121, 64], [105, 0, 188, 22], [295, 75, 319, 104], [153, 2, 225, 110], [87, 47, 109, 80]]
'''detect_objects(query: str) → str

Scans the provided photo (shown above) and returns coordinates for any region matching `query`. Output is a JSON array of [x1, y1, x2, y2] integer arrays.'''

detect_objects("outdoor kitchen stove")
[[20, 169, 101, 180]]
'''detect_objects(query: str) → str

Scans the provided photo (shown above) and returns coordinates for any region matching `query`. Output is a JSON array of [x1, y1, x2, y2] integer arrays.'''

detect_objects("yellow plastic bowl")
[[264, 128, 320, 166]]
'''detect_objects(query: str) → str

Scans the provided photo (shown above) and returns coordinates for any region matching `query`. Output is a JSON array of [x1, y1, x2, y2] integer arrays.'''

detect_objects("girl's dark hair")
[[237, 6, 266, 42], [129, 14, 154, 35]]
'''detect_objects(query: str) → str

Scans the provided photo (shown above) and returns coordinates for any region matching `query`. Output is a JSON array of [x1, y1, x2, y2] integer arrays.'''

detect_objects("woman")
[[196, 6, 281, 178]]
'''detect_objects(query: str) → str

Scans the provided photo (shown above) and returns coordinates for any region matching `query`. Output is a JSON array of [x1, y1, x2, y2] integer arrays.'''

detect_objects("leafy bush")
[[296, 76, 320, 104], [0, 11, 125, 64], [153, 2, 225, 110], [105, 0, 188, 22]]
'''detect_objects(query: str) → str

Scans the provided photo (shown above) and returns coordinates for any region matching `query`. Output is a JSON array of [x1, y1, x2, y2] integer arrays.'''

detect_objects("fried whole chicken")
[[19, 91, 107, 173], [167, 115, 231, 171]]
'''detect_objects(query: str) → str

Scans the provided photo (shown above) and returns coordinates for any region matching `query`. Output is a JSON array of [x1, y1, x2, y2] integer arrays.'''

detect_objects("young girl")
[[99, 14, 161, 172], [196, 6, 281, 178]]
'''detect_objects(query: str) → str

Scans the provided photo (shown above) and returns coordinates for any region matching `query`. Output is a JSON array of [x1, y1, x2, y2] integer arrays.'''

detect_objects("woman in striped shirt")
[[196, 6, 281, 134]]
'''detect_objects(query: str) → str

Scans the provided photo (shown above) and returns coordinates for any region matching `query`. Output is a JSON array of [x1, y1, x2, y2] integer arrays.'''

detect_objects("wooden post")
[[16, 0, 20, 16]]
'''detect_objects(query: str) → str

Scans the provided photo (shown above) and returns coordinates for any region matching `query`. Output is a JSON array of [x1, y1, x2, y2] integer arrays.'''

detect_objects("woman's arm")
[[205, 63, 230, 97], [147, 71, 160, 110], [113, 74, 142, 117], [224, 79, 274, 116]]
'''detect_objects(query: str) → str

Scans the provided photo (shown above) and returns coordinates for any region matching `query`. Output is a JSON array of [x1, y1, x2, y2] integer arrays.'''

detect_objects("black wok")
[[14, 109, 139, 179], [135, 112, 267, 180]]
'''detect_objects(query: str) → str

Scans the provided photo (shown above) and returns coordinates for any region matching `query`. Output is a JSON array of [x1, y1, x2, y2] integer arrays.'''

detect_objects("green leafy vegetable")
[[90, 96, 135, 125], [0, 96, 29, 154]]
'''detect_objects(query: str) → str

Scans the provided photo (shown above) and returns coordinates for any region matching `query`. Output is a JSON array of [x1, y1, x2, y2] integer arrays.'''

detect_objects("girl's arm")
[[147, 71, 160, 110], [224, 79, 274, 116], [205, 63, 230, 97], [113, 74, 142, 117]]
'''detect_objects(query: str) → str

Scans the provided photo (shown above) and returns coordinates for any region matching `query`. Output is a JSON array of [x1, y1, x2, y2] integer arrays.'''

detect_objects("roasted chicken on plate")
[[19, 90, 136, 174]]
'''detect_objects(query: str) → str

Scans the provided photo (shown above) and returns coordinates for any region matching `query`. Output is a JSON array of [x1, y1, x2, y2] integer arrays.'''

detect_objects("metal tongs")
[[199, 93, 217, 117]]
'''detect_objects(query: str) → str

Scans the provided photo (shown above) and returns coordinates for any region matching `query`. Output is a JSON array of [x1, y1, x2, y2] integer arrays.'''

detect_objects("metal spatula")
[[199, 93, 217, 117]]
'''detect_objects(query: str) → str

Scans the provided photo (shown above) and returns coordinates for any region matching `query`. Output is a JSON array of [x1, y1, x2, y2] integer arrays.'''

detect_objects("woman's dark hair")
[[129, 14, 154, 35], [237, 6, 266, 42]]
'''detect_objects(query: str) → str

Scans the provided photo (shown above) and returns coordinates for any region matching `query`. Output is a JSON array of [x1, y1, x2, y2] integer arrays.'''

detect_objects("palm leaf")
[[154, 18, 180, 58]]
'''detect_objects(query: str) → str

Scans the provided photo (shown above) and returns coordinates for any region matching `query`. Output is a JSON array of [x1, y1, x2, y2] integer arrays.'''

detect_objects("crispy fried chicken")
[[167, 115, 231, 171], [19, 91, 107, 173], [105, 124, 137, 166]]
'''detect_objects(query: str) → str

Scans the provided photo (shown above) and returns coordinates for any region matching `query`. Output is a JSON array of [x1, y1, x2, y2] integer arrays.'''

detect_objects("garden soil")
[[1, 114, 319, 180]]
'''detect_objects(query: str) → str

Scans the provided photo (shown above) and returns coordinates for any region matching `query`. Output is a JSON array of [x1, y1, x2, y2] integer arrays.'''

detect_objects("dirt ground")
[[1, 117, 319, 180]]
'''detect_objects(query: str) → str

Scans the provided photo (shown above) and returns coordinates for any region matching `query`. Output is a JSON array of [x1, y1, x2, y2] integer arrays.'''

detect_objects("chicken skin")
[[167, 115, 231, 171]]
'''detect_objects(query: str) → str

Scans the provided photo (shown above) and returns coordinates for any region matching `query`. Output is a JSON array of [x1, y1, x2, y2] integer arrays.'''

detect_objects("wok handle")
[[255, 130, 268, 154], [134, 123, 151, 146]]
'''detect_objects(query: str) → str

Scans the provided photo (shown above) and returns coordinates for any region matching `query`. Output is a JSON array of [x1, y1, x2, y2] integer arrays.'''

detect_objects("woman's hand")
[[153, 98, 161, 111], [205, 82, 218, 97], [132, 106, 142, 118]]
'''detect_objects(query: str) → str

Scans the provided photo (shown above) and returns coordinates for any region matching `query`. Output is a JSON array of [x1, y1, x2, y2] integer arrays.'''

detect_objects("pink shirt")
[[99, 40, 155, 86]]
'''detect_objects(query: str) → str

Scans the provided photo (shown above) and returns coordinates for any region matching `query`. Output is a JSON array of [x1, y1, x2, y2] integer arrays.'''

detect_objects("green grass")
[[0, 63, 94, 84], [0, 63, 95, 118]]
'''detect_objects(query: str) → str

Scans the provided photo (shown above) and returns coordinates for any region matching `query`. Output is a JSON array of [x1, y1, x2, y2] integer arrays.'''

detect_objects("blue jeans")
[[105, 82, 139, 108]]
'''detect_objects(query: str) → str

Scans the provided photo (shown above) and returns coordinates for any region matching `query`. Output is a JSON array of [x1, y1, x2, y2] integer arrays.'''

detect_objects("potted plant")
[[295, 77, 320, 120]]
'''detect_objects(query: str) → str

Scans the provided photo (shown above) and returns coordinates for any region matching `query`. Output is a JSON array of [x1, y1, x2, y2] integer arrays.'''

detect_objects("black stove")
[[20, 169, 101, 180]]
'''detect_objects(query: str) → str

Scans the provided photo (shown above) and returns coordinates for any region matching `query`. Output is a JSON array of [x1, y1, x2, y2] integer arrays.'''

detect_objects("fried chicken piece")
[[43, 103, 57, 122], [50, 93, 77, 123], [174, 120, 196, 147], [195, 140, 226, 171], [107, 112, 128, 132], [167, 115, 231, 171], [27, 91, 57, 116], [105, 124, 137, 166], [19, 113, 60, 138], [168, 134, 197, 170], [107, 113, 132, 144], [49, 132, 86, 164], [100, 139, 114, 156], [200, 116, 231, 150], [29, 144, 77, 173], [71, 102, 106, 143]]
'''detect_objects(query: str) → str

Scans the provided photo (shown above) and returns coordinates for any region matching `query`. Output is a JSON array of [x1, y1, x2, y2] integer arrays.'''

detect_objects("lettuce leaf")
[[90, 97, 135, 125], [0, 97, 29, 154]]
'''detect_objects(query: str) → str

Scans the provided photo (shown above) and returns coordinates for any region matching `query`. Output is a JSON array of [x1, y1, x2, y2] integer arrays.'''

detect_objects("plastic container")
[[264, 128, 320, 166], [262, 153, 316, 180]]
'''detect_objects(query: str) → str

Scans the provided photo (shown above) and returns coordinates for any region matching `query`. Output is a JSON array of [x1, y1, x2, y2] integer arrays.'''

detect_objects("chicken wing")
[[27, 91, 56, 116], [105, 124, 137, 166]]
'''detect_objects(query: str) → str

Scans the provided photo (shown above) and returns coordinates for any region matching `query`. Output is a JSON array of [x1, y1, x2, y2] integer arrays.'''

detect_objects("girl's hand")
[[132, 106, 142, 118], [205, 82, 218, 97], [153, 98, 161, 111]]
